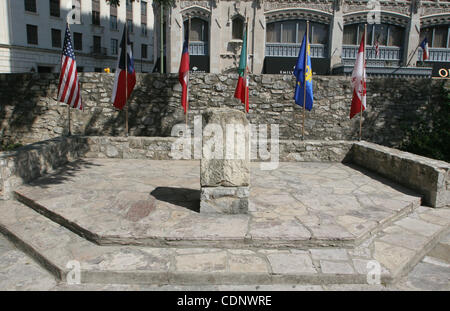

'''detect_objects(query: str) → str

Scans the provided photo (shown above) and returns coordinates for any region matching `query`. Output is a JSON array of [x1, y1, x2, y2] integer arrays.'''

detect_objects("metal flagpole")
[[359, 24, 367, 141], [66, 23, 72, 136], [125, 22, 129, 137], [302, 21, 309, 140]]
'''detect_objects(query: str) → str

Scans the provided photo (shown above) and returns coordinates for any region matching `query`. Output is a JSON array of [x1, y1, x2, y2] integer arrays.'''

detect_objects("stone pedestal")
[[200, 108, 250, 214]]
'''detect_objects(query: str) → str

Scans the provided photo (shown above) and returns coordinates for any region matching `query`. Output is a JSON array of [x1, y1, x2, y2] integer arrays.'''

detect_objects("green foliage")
[[0, 143, 23, 152], [400, 82, 450, 162]]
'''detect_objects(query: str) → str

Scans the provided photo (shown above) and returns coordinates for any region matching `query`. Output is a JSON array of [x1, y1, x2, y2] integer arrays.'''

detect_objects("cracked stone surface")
[[13, 159, 422, 248]]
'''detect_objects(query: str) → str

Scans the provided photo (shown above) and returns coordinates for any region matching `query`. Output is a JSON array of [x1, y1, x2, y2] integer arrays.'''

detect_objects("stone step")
[[0, 200, 449, 286], [12, 183, 422, 250], [427, 233, 450, 263]]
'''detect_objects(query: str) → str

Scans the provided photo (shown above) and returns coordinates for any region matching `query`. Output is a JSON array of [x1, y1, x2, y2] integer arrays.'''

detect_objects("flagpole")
[[66, 23, 71, 136], [302, 21, 309, 140], [186, 16, 191, 132], [125, 22, 129, 137], [244, 17, 249, 114], [359, 24, 366, 141]]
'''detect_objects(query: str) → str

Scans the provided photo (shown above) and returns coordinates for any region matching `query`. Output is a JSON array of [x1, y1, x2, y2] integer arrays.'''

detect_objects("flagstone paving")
[[0, 231, 449, 290], [13, 159, 421, 249]]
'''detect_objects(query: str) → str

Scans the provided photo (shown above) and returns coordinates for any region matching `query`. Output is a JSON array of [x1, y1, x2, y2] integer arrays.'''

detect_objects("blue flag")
[[293, 34, 313, 111]]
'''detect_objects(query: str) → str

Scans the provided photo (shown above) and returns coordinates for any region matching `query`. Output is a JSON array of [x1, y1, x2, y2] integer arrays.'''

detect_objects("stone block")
[[200, 187, 249, 214], [200, 108, 250, 187]]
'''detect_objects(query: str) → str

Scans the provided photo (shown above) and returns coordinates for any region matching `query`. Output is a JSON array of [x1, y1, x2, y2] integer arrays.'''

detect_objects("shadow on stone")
[[150, 187, 200, 213]]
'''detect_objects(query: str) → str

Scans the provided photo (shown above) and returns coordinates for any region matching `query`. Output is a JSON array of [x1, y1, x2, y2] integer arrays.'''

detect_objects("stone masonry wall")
[[0, 73, 448, 148]]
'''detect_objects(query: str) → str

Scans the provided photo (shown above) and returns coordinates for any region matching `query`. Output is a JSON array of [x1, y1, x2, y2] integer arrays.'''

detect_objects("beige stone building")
[[154, 0, 450, 77]]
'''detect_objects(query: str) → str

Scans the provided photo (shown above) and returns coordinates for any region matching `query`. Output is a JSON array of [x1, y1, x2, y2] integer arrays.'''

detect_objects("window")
[[77, 66, 84, 72], [111, 39, 118, 55], [433, 25, 449, 48], [93, 36, 101, 53], [141, 1, 147, 16], [49, 0, 60, 17], [232, 17, 244, 40], [127, 19, 133, 33], [92, 10, 100, 25], [73, 32, 82, 50], [141, 22, 147, 36], [126, 0, 132, 11], [185, 18, 208, 42], [110, 15, 118, 30], [141, 44, 147, 59], [51, 28, 61, 48], [343, 24, 357, 45], [24, 0, 36, 13], [266, 20, 326, 44], [343, 23, 404, 47], [94, 67, 102, 72], [26, 24, 38, 45]]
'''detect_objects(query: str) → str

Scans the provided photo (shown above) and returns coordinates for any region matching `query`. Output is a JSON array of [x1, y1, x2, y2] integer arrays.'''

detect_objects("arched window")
[[232, 16, 245, 40], [420, 25, 450, 48]]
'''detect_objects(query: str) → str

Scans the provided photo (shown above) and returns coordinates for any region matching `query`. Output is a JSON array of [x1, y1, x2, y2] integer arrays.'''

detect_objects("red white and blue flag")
[[178, 28, 190, 114], [420, 38, 429, 61], [111, 24, 136, 110], [57, 24, 82, 110]]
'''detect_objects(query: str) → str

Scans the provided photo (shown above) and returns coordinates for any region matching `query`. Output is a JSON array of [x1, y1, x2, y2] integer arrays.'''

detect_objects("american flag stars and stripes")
[[57, 24, 83, 110]]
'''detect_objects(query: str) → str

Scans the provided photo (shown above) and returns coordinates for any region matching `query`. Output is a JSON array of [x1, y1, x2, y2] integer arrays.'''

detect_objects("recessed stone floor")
[[14, 159, 421, 248]]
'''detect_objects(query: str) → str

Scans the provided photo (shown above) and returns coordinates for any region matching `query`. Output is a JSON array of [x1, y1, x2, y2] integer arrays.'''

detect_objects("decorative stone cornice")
[[343, 10, 410, 26], [180, 5, 211, 20], [265, 8, 333, 24], [420, 13, 450, 27]]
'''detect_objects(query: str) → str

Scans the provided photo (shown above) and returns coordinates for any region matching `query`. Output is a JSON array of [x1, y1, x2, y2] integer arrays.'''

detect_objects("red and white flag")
[[111, 24, 136, 110], [350, 32, 366, 119], [178, 31, 190, 114], [57, 24, 82, 110]]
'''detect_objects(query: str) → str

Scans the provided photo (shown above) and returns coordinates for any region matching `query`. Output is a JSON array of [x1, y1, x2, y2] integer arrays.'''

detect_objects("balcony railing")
[[265, 43, 326, 58], [189, 41, 208, 56], [417, 48, 450, 62], [342, 45, 402, 67], [90, 46, 107, 56]]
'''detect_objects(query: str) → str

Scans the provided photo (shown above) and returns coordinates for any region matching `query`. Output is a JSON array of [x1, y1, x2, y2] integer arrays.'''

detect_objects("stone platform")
[[1, 158, 449, 286], [12, 159, 421, 249]]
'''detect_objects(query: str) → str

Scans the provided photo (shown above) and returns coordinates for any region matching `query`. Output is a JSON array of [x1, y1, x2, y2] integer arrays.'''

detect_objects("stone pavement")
[[0, 159, 448, 289], [14, 159, 421, 248], [0, 232, 448, 291]]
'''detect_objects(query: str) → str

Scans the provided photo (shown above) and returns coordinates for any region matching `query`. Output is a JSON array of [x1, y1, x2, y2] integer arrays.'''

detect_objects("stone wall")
[[352, 141, 450, 208], [0, 136, 88, 199], [0, 73, 448, 148]]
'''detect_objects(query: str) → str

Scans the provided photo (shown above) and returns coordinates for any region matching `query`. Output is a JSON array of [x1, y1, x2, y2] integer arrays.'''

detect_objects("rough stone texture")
[[0, 189, 449, 287], [0, 136, 88, 199], [1, 73, 448, 148], [200, 108, 250, 187], [11, 159, 421, 248], [351, 141, 450, 208], [200, 187, 249, 214]]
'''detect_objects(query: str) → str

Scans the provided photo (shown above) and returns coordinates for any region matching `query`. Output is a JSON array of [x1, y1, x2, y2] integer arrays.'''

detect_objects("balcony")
[[90, 46, 107, 56], [189, 41, 208, 56], [417, 48, 450, 62], [342, 45, 402, 67], [265, 43, 326, 58]]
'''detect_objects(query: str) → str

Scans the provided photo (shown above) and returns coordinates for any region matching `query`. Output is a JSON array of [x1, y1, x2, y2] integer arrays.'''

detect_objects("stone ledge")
[[351, 141, 450, 208], [0, 136, 88, 200]]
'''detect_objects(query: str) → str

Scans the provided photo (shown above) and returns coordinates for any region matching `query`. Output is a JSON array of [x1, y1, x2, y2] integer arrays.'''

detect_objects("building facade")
[[0, 0, 155, 73], [158, 0, 450, 76]]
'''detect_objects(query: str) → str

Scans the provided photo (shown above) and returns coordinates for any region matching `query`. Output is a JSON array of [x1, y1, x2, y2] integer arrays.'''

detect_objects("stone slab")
[[200, 186, 249, 214]]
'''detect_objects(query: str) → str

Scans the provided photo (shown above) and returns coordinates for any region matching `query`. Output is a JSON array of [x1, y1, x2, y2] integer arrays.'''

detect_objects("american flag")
[[57, 24, 82, 110]]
